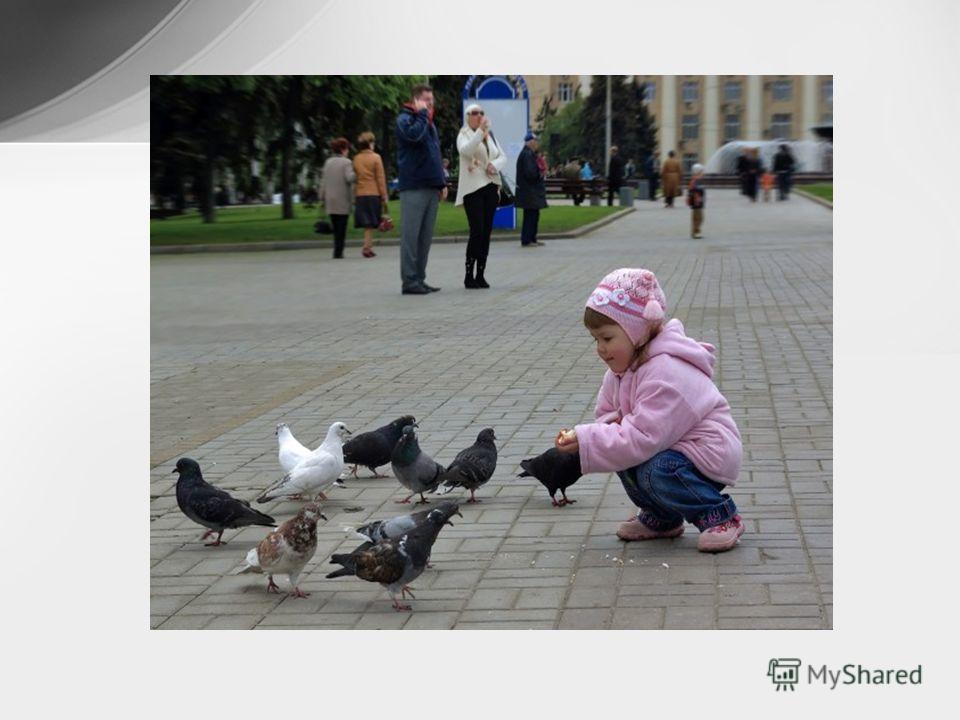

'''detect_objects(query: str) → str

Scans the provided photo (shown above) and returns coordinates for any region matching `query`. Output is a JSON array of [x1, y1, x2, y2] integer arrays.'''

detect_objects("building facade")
[[527, 75, 833, 172]]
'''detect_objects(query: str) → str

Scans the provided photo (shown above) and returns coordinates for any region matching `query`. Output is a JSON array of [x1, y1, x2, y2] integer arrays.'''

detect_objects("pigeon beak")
[[171, 468, 179, 474], [445, 520, 455, 527], [320, 513, 328, 521], [413, 422, 420, 428], [456, 510, 464, 518]]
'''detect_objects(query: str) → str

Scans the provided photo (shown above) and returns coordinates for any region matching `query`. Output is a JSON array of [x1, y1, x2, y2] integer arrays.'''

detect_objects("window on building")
[[771, 79, 792, 101], [822, 79, 833, 106], [682, 114, 699, 140], [724, 80, 741, 103], [641, 82, 655, 102], [723, 114, 740, 141], [682, 81, 698, 103], [557, 82, 573, 103], [682, 153, 698, 173], [770, 113, 792, 139]]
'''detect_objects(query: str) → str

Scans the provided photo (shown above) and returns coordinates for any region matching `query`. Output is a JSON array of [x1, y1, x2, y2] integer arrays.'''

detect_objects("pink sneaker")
[[697, 515, 745, 553], [617, 518, 684, 541]]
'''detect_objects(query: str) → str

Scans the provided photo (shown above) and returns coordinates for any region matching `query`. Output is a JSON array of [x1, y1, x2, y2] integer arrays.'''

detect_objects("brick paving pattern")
[[151, 189, 832, 629]]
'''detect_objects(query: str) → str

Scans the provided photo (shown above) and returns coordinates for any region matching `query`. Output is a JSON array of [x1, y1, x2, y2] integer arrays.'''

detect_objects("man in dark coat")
[[643, 153, 659, 200], [607, 145, 625, 206], [515, 131, 548, 247], [772, 143, 797, 200]]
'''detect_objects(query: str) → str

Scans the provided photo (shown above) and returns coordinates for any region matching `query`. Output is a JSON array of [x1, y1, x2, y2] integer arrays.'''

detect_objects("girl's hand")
[[555, 428, 579, 454]]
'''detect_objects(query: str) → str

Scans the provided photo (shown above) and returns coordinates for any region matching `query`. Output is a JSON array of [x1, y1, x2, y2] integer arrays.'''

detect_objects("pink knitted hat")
[[585, 268, 668, 345]]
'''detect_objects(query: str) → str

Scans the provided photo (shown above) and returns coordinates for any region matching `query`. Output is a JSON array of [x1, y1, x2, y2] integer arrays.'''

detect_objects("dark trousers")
[[521, 208, 540, 245], [463, 182, 499, 261], [607, 185, 621, 206], [647, 176, 658, 200], [777, 172, 791, 200], [330, 214, 348, 257]]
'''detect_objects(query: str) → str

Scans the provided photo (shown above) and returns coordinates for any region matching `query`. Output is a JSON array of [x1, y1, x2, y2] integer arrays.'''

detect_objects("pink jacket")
[[574, 319, 742, 485]]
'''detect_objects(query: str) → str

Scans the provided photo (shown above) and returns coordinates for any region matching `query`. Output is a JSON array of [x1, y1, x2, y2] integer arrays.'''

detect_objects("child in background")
[[555, 268, 745, 552], [687, 163, 706, 239], [762, 169, 774, 202]]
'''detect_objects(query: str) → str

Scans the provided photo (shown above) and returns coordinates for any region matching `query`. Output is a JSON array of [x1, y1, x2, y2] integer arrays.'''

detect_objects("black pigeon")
[[173, 457, 275, 546], [326, 503, 458, 611], [354, 500, 463, 543], [391, 424, 445, 504], [342, 415, 416, 478], [518, 448, 584, 507], [437, 428, 498, 503]]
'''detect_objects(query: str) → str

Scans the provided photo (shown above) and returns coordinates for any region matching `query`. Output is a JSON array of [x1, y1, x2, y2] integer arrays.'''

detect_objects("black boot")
[[464, 256, 478, 289], [475, 259, 490, 289]]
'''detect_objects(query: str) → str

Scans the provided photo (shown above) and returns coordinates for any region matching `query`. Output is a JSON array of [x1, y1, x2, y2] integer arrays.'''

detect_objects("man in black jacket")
[[515, 131, 547, 247], [607, 145, 625, 206], [772, 143, 797, 200]]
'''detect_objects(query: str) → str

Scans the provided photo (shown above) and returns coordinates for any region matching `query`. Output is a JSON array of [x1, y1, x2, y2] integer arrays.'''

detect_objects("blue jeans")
[[616, 450, 738, 531]]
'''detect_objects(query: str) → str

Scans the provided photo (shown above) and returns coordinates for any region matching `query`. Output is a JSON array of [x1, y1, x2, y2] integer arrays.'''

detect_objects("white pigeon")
[[276, 422, 312, 473], [257, 422, 352, 503]]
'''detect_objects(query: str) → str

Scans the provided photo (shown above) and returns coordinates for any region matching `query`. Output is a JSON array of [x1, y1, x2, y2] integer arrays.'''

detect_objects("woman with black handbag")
[[455, 103, 507, 289]]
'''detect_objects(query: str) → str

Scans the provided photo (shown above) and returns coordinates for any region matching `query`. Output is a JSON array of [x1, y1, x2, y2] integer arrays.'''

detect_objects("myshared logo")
[[768, 659, 923, 691]]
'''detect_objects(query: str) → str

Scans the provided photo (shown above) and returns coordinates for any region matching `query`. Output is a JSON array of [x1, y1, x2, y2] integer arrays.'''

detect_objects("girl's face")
[[589, 322, 636, 374]]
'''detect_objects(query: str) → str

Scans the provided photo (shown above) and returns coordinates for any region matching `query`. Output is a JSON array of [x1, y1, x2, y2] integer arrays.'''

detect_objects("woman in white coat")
[[456, 103, 507, 288]]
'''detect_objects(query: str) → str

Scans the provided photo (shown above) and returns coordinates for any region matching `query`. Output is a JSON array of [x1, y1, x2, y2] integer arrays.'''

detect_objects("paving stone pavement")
[[150, 189, 832, 630]]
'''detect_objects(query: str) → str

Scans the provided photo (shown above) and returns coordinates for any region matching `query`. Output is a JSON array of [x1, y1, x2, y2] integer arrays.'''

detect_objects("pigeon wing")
[[355, 541, 407, 585]]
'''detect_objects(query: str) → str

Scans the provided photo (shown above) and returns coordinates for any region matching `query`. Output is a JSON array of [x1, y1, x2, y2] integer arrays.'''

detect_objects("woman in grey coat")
[[320, 137, 357, 258]]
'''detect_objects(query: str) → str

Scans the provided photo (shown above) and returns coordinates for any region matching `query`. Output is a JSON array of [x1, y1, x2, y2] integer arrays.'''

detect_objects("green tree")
[[541, 95, 585, 166]]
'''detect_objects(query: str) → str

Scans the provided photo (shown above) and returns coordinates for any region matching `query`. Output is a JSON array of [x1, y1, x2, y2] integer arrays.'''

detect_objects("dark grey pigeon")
[[518, 448, 583, 507], [354, 500, 463, 543], [326, 503, 458, 611], [342, 414, 416, 478], [391, 424, 445, 504], [436, 428, 498, 503], [174, 457, 275, 545]]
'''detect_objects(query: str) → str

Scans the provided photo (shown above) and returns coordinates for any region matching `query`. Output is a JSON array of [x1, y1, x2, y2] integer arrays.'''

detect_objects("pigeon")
[[353, 500, 463, 543], [391, 424, 445, 504], [436, 428, 498, 503], [342, 414, 416, 478], [257, 422, 351, 503], [235, 502, 327, 597], [326, 503, 459, 611], [518, 448, 584, 507], [173, 458, 275, 546]]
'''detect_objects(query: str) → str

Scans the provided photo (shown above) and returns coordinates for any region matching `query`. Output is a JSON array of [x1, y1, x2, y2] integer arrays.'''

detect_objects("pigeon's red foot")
[[562, 497, 577, 505], [392, 600, 412, 612], [397, 497, 413, 504], [204, 530, 226, 546], [290, 587, 310, 598], [467, 491, 482, 503], [316, 491, 328, 501], [415, 495, 430, 505], [350, 465, 359, 478], [551, 498, 561, 507], [266, 577, 281, 594], [200, 529, 216, 540], [400, 585, 417, 599]]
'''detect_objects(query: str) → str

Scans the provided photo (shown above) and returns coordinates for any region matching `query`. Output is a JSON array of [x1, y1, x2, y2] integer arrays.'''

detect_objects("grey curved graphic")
[[0, 0, 337, 142]]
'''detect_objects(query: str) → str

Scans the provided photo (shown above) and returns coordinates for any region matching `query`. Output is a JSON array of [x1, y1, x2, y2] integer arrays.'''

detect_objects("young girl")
[[556, 268, 745, 552]]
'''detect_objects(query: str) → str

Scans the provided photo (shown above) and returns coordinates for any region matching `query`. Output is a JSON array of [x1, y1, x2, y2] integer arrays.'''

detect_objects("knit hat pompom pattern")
[[586, 268, 668, 345]]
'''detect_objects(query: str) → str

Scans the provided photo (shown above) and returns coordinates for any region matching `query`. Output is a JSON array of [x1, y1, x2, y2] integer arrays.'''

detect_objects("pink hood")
[[574, 319, 742, 485]]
